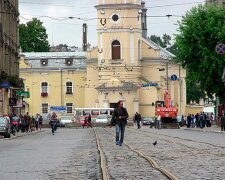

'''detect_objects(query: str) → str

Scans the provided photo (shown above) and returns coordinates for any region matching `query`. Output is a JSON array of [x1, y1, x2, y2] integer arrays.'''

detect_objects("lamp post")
[[60, 68, 63, 106], [166, 62, 169, 90]]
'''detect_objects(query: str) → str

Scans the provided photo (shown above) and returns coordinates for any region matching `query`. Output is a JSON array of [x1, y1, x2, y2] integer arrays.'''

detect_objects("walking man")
[[134, 112, 142, 129], [110, 100, 129, 146]]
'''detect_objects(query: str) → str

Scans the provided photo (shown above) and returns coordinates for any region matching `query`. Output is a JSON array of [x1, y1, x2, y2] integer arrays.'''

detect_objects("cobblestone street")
[[0, 126, 225, 180]]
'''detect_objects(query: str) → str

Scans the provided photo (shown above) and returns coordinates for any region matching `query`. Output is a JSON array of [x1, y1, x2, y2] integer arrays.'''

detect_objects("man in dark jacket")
[[134, 112, 142, 129], [110, 100, 129, 146]]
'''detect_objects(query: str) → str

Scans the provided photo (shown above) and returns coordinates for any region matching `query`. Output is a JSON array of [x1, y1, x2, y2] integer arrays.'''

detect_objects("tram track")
[[93, 127, 179, 180], [129, 128, 225, 158]]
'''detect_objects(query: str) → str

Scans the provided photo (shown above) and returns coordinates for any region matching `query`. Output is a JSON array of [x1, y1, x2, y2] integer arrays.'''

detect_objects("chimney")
[[141, 1, 147, 39], [82, 23, 87, 51]]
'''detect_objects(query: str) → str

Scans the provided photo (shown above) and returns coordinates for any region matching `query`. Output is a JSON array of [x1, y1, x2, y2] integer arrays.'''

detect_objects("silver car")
[[0, 116, 11, 138], [95, 114, 110, 123]]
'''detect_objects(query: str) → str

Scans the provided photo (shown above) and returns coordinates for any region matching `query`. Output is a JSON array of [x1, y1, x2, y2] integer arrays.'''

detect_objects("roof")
[[142, 38, 175, 60], [23, 51, 87, 59], [21, 51, 87, 69]]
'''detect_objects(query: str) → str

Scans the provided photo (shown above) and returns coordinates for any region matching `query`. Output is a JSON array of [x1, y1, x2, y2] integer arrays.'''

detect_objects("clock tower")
[[90, 0, 146, 111]]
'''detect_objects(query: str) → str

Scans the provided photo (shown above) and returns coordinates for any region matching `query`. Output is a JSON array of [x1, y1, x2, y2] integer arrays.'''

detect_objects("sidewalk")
[[183, 125, 225, 133], [0, 129, 43, 140]]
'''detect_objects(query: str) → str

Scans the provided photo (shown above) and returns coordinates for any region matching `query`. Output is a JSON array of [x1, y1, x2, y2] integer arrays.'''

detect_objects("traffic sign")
[[215, 43, 225, 55], [171, 74, 177, 81]]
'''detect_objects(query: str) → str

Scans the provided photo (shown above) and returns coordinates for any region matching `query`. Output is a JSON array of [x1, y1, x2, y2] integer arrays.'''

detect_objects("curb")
[[1, 130, 43, 140]]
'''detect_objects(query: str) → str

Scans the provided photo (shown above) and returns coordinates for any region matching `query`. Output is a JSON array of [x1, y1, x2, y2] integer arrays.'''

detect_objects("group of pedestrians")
[[184, 112, 214, 129], [6, 112, 43, 134]]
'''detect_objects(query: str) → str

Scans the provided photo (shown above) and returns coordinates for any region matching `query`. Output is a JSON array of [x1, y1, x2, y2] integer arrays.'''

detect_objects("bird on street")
[[153, 141, 157, 146]]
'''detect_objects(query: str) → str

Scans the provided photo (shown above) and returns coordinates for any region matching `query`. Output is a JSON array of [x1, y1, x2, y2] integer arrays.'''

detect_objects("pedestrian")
[[221, 110, 225, 131], [110, 100, 129, 146], [134, 112, 142, 129], [187, 114, 191, 128], [38, 115, 43, 131], [87, 114, 92, 128], [49, 112, 57, 135], [35, 118, 38, 130], [156, 114, 161, 129]]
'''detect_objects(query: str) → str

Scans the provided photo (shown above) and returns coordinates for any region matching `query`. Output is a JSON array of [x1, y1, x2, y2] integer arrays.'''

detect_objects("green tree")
[[19, 18, 50, 52], [149, 35, 164, 47], [149, 34, 172, 48], [175, 5, 225, 103]]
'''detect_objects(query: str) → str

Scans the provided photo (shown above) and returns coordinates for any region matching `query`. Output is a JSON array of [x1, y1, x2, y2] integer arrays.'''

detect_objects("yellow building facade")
[[84, 0, 186, 118], [19, 0, 186, 119], [19, 52, 87, 118]]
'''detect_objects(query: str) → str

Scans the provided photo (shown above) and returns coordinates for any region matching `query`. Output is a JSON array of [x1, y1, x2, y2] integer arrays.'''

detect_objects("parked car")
[[95, 114, 110, 123], [59, 116, 73, 127], [0, 116, 11, 138], [142, 117, 155, 127]]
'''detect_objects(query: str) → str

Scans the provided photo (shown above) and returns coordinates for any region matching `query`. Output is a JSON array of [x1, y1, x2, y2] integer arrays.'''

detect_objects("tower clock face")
[[112, 14, 119, 21], [110, 13, 120, 23]]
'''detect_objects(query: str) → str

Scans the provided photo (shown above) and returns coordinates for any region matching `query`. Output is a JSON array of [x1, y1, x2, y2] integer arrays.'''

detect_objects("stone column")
[[120, 98, 126, 108], [95, 99, 99, 108], [103, 99, 109, 108], [133, 98, 139, 114]]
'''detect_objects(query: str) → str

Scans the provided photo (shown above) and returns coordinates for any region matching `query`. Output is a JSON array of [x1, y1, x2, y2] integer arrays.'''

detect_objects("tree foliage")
[[149, 34, 171, 48], [175, 5, 225, 103], [19, 18, 50, 52]]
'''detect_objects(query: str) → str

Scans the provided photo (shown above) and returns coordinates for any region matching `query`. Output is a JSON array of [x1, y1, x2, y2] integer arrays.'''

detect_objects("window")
[[42, 103, 48, 114], [112, 14, 119, 21], [66, 82, 73, 94], [66, 103, 73, 114], [111, 40, 121, 59], [41, 59, 48, 66], [41, 82, 48, 93]]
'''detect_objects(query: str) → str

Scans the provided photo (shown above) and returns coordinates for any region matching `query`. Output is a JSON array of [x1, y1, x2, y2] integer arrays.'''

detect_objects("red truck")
[[155, 90, 179, 128]]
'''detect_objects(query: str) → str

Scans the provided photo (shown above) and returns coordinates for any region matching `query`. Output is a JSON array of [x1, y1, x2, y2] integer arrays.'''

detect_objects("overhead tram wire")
[[19, 15, 177, 27], [146, 1, 206, 8], [19, 14, 183, 23], [19, 1, 206, 9], [19, 1, 95, 9]]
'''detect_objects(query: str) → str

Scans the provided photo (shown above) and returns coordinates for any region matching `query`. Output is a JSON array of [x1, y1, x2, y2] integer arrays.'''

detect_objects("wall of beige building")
[[19, 58, 86, 116]]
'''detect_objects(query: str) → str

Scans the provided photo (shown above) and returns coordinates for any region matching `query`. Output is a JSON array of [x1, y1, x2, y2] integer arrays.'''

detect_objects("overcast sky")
[[19, 0, 205, 47]]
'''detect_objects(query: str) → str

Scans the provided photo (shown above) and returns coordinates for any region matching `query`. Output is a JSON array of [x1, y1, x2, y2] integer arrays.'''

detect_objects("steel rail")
[[129, 128, 225, 158], [103, 128, 179, 180], [93, 128, 111, 180]]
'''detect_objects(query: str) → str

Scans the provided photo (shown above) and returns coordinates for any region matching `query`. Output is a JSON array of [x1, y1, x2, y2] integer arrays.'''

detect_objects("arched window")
[[41, 82, 48, 93], [111, 40, 121, 59]]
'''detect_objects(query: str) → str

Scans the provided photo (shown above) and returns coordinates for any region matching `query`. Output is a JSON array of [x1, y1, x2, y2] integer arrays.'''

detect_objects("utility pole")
[[179, 64, 182, 115], [83, 23, 87, 51], [166, 61, 169, 90]]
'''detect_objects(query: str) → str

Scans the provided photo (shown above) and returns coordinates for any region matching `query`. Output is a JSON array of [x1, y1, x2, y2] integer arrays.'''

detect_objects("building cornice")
[[95, 4, 142, 10], [85, 58, 98, 64], [97, 28, 142, 33]]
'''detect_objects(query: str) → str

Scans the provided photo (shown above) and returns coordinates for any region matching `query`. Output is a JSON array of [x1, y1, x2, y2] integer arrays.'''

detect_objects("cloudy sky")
[[19, 0, 205, 47]]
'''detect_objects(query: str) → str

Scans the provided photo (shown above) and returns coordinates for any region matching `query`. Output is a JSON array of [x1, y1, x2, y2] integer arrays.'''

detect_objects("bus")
[[74, 107, 114, 121]]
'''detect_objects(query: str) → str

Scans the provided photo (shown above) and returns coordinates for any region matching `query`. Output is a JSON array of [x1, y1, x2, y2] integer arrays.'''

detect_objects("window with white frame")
[[66, 82, 73, 94], [41, 82, 48, 93], [66, 103, 73, 113], [42, 103, 48, 114]]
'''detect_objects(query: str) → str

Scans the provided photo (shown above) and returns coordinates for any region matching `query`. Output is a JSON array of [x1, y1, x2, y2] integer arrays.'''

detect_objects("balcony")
[[41, 92, 48, 97]]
